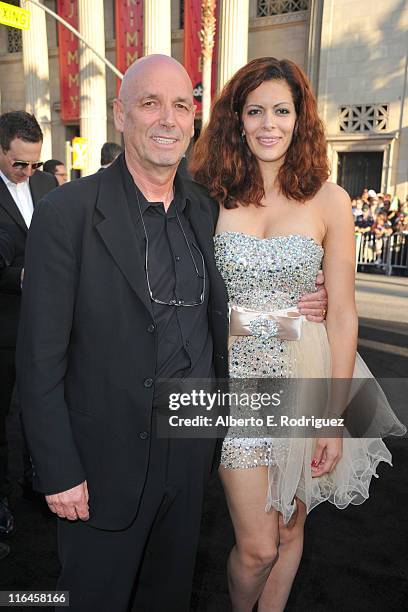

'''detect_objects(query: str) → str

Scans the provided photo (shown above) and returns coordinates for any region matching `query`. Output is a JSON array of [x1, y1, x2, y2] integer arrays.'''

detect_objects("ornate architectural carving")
[[257, 0, 309, 17], [339, 104, 389, 133]]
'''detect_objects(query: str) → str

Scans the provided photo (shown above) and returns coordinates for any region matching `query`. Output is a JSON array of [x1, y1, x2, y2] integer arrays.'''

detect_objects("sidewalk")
[[356, 272, 408, 325]]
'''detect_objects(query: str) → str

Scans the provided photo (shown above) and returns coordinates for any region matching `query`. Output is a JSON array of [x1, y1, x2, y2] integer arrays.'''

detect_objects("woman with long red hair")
[[190, 57, 405, 611]]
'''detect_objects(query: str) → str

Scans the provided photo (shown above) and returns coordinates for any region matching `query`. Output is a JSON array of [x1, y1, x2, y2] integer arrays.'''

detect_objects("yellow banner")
[[0, 1, 30, 30], [72, 137, 88, 171]]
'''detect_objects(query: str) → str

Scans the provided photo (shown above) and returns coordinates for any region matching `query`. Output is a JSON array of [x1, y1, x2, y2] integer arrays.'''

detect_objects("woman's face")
[[241, 79, 297, 165]]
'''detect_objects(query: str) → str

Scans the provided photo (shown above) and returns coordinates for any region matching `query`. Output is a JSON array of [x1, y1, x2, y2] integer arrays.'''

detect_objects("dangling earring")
[[241, 130, 246, 139]]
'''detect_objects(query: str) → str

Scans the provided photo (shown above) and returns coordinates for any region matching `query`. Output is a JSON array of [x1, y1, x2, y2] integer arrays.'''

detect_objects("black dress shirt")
[[120, 156, 213, 389]]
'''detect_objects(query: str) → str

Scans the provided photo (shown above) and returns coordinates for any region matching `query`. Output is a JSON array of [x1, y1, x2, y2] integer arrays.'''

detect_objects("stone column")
[[78, 0, 107, 175], [217, 0, 249, 92], [21, 0, 52, 160], [143, 0, 171, 56], [306, 0, 324, 96]]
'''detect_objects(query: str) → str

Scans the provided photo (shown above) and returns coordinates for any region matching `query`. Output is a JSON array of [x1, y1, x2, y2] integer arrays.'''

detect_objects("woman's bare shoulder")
[[313, 181, 351, 217], [317, 181, 351, 203]]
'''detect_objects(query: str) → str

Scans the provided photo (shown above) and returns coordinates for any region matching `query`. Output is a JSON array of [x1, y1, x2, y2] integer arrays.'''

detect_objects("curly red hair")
[[189, 57, 330, 207]]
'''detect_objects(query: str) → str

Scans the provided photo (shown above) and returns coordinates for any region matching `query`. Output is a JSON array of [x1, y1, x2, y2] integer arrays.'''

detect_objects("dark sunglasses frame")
[[11, 160, 44, 170]]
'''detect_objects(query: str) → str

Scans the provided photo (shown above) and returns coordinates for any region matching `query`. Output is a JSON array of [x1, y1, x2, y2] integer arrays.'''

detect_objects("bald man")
[[16, 55, 228, 612], [17, 55, 326, 611]]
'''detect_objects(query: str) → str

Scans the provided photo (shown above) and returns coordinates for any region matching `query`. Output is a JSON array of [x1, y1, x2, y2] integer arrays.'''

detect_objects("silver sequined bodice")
[[214, 231, 323, 314], [214, 232, 324, 468], [214, 232, 323, 378]]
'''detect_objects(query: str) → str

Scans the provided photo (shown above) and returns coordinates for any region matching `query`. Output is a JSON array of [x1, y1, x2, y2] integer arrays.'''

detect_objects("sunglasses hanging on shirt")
[[134, 188, 206, 307]]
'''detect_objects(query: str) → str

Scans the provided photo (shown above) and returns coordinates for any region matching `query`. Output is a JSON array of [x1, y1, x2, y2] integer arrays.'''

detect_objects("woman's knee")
[[236, 542, 279, 574], [278, 501, 307, 546]]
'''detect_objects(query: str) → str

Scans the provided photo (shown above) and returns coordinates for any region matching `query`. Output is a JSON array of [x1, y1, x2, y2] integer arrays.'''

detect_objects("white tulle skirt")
[[224, 321, 407, 524]]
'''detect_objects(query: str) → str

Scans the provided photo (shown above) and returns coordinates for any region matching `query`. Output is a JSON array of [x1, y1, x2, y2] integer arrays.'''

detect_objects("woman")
[[190, 57, 406, 612]]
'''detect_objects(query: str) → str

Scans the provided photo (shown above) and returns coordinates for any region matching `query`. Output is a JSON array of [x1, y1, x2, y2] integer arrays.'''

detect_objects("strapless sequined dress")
[[214, 231, 406, 523]]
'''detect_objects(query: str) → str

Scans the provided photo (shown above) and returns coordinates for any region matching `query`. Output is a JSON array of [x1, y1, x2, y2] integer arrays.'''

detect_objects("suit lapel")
[[185, 195, 228, 306], [186, 199, 214, 262], [29, 171, 57, 206], [29, 172, 42, 206], [94, 159, 153, 317], [0, 175, 27, 232]]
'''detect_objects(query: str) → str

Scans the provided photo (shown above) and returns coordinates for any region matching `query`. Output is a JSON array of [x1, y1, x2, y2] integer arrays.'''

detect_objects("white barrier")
[[356, 232, 408, 275]]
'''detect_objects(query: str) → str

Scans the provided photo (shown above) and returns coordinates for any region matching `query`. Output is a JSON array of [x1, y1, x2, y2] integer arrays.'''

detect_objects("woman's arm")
[[322, 185, 358, 379], [311, 184, 358, 477]]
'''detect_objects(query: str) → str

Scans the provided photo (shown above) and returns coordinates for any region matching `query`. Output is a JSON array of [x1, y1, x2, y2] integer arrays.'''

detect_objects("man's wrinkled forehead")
[[120, 62, 193, 105]]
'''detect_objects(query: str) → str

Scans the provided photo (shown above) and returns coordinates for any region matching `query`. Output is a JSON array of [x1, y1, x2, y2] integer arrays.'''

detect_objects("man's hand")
[[46, 481, 89, 521], [297, 270, 327, 322]]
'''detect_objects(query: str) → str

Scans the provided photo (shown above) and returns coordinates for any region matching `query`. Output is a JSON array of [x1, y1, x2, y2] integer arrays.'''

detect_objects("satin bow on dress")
[[228, 305, 304, 350]]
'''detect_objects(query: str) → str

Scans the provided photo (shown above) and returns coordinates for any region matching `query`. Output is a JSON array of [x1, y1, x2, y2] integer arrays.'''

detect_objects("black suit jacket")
[[0, 171, 57, 347], [16, 157, 229, 530]]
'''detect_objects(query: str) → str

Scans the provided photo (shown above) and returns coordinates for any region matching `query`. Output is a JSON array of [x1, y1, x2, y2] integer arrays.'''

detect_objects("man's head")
[[43, 159, 67, 185], [100, 142, 123, 167], [375, 212, 388, 227], [0, 111, 43, 184], [113, 55, 195, 174]]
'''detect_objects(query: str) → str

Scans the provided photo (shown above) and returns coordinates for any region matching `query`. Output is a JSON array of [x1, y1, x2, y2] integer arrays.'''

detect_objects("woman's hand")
[[311, 437, 343, 477]]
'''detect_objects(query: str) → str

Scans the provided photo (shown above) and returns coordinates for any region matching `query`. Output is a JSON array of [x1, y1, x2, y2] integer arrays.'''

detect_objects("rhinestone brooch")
[[249, 315, 279, 340]]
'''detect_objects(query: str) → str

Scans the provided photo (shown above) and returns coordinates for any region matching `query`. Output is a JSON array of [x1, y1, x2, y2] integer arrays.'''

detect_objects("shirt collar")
[[120, 153, 188, 217], [0, 169, 28, 189]]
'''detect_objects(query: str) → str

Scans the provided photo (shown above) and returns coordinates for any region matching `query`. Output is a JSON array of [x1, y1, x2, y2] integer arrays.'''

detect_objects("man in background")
[[0, 111, 57, 542], [100, 141, 122, 170], [43, 159, 68, 186]]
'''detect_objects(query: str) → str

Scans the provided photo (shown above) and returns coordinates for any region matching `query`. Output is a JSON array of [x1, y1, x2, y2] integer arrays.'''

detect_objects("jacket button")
[[144, 378, 154, 388], [147, 324, 155, 333], [139, 431, 149, 440]]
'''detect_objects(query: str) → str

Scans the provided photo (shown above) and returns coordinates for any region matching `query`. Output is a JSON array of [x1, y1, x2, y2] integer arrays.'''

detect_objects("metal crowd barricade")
[[355, 233, 361, 271], [356, 232, 408, 275], [388, 232, 408, 274]]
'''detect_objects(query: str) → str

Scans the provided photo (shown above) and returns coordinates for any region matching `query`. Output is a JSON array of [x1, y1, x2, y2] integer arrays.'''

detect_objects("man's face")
[[0, 138, 43, 184], [114, 63, 195, 172], [54, 164, 68, 185]]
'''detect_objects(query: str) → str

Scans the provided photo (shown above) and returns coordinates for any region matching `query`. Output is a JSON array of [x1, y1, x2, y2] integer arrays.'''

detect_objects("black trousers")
[[0, 347, 34, 499], [57, 413, 214, 612], [0, 347, 15, 499]]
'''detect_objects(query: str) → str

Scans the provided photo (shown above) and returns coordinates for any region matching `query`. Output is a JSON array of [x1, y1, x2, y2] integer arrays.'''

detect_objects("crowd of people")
[[352, 189, 408, 267], [353, 188, 408, 236]]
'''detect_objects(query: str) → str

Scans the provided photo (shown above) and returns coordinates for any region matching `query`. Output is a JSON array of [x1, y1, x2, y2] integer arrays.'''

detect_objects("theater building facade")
[[0, 0, 407, 199]]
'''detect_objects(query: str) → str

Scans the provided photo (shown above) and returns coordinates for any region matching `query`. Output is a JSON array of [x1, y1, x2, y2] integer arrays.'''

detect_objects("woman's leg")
[[219, 465, 280, 612], [258, 497, 307, 612]]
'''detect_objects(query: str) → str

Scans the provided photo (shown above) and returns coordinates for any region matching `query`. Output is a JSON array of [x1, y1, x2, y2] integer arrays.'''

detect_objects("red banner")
[[115, 0, 143, 92], [183, 1, 218, 114], [57, 0, 79, 122]]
